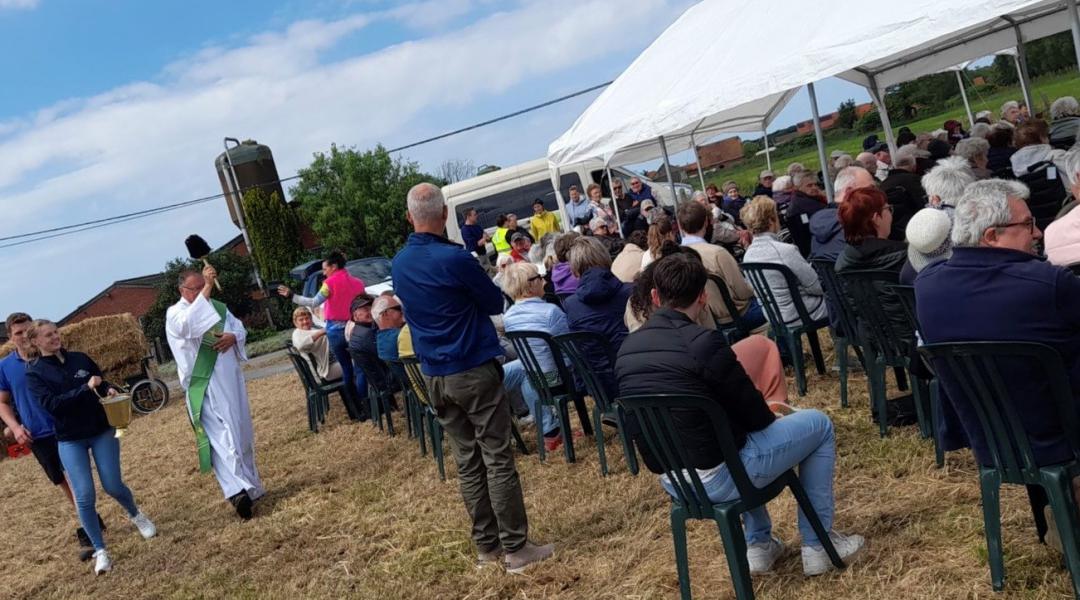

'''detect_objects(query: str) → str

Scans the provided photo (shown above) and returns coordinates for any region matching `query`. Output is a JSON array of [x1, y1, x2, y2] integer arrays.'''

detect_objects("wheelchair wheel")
[[130, 379, 170, 415]]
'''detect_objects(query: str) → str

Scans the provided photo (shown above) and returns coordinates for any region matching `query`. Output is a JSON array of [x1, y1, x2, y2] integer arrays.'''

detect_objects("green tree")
[[856, 108, 882, 133], [242, 188, 304, 282], [142, 251, 258, 359], [836, 99, 857, 130], [289, 145, 438, 258]]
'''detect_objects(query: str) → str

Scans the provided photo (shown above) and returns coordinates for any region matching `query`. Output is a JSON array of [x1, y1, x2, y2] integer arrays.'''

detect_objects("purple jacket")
[[551, 262, 579, 295]]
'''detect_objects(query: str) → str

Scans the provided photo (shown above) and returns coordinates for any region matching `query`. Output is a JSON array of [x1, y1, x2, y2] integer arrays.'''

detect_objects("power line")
[[2, 80, 612, 250]]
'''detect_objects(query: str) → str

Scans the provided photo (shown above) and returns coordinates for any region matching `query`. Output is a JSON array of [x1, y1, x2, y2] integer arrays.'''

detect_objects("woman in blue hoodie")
[[25, 319, 156, 575], [562, 237, 635, 398]]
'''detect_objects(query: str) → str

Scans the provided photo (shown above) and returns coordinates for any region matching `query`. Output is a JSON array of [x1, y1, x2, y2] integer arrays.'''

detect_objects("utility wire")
[[1, 80, 612, 250]]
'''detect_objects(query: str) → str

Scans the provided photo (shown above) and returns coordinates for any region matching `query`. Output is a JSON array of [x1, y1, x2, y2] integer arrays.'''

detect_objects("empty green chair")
[[553, 331, 638, 477], [617, 393, 845, 599], [739, 263, 830, 397], [920, 342, 1080, 596], [284, 342, 339, 433]]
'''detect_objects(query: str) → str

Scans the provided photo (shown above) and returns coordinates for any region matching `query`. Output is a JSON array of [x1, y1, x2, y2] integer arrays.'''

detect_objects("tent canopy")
[[548, 0, 1074, 168]]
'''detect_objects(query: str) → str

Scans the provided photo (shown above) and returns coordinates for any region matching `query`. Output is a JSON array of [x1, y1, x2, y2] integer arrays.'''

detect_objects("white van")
[[442, 158, 693, 245]]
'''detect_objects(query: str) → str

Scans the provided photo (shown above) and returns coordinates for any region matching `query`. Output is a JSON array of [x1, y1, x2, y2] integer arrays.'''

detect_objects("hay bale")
[[0, 314, 154, 384]]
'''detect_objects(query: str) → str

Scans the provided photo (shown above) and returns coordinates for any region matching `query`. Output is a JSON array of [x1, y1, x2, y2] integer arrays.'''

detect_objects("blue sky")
[[0, 0, 882, 320]]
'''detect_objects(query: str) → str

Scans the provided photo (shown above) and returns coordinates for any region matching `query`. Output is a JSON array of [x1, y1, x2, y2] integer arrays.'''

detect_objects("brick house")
[[59, 274, 167, 326], [686, 137, 745, 176], [795, 102, 875, 134]]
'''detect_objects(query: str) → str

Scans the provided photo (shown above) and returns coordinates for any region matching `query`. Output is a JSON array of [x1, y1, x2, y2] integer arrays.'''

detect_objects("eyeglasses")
[[385, 306, 402, 313], [179, 285, 201, 292], [528, 274, 544, 282], [996, 219, 1035, 234], [882, 205, 894, 214]]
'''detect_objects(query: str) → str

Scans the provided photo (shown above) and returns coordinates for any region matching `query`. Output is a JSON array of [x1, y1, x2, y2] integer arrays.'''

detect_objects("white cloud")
[[0, 0, 38, 10], [0, 0, 689, 319]]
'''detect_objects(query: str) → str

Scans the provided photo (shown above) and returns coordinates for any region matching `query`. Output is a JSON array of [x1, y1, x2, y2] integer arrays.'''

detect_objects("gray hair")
[[922, 156, 975, 208], [786, 162, 805, 177], [951, 179, 1031, 247], [893, 144, 921, 170], [772, 175, 793, 191], [792, 169, 817, 187], [569, 236, 612, 277], [855, 152, 877, 174], [834, 166, 869, 202], [969, 122, 992, 139], [1063, 146, 1080, 187], [975, 110, 993, 122], [371, 294, 401, 322], [833, 154, 854, 170], [500, 261, 540, 300], [954, 137, 989, 163], [691, 190, 708, 203], [1000, 100, 1020, 118], [406, 182, 446, 224], [1051, 96, 1080, 121], [177, 269, 200, 287]]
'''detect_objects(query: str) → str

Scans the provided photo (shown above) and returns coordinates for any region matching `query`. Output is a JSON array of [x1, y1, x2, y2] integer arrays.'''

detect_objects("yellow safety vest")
[[493, 227, 511, 253]]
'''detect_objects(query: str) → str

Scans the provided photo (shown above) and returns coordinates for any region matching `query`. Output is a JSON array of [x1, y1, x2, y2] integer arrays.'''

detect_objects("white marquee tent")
[[548, 0, 1080, 201]]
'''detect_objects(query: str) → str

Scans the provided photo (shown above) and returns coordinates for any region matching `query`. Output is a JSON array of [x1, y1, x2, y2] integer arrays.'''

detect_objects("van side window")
[[460, 173, 583, 229]]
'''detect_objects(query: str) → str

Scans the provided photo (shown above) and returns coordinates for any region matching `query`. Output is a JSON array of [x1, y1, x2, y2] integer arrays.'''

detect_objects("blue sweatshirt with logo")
[[26, 351, 112, 442]]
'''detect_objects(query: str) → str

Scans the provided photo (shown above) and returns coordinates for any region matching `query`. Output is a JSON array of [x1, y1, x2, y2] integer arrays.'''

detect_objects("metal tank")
[[214, 139, 286, 228]]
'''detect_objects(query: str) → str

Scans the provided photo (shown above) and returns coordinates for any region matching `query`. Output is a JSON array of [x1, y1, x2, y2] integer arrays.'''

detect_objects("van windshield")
[[458, 173, 583, 230]]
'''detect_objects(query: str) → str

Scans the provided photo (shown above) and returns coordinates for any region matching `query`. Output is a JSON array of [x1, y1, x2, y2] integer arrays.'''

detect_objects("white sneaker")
[[93, 549, 112, 575], [746, 536, 785, 574], [130, 512, 157, 539], [802, 531, 865, 576]]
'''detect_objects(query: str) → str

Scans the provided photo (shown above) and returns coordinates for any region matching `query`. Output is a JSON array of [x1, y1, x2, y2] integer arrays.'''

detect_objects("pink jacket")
[[1045, 204, 1080, 267], [322, 269, 366, 321]]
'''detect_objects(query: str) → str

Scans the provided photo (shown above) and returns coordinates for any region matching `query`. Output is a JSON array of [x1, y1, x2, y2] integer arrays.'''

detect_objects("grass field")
[[705, 71, 1080, 194], [1, 337, 1076, 599]]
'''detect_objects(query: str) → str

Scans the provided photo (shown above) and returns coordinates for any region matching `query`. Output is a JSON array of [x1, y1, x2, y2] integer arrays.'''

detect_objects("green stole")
[[186, 298, 228, 473]]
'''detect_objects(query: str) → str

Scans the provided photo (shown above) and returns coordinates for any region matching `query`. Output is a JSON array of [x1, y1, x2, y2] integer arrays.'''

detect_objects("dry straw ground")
[[0, 340, 1075, 599]]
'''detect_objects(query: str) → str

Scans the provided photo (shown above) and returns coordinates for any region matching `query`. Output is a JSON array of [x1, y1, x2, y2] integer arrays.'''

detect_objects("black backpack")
[[1018, 160, 1067, 233]]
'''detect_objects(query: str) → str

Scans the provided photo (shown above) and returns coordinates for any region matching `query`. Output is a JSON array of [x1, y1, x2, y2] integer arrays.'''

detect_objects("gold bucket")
[[100, 394, 132, 438]]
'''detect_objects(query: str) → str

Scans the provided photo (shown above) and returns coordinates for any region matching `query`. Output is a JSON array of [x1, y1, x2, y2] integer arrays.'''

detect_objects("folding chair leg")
[[593, 400, 609, 477], [790, 475, 844, 569], [418, 408, 429, 456], [789, 335, 807, 397], [869, 359, 889, 438], [558, 398, 576, 463], [807, 329, 827, 374], [978, 469, 1006, 591], [911, 374, 931, 440], [574, 394, 594, 436], [430, 416, 446, 481], [616, 409, 640, 475], [930, 380, 944, 468], [716, 510, 753, 600], [669, 508, 692, 600]]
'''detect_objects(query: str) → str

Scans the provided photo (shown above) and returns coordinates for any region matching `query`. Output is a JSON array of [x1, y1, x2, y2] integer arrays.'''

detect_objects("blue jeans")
[[326, 322, 367, 419], [57, 429, 139, 551], [501, 360, 559, 435], [739, 298, 767, 331], [660, 409, 836, 547]]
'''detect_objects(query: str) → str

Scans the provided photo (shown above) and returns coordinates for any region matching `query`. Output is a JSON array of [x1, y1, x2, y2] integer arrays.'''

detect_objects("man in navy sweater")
[[917, 179, 1080, 472], [392, 182, 554, 574]]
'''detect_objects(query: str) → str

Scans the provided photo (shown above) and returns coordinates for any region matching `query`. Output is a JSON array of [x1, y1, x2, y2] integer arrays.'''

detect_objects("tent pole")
[[865, 74, 898, 158], [806, 82, 834, 204], [1070, 0, 1080, 74], [690, 133, 707, 192], [658, 135, 679, 205], [956, 70, 975, 128], [761, 128, 773, 172], [1010, 23, 1035, 111]]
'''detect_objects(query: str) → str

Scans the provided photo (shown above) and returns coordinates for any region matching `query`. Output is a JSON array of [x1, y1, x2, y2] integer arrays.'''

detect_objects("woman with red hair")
[[834, 187, 910, 277]]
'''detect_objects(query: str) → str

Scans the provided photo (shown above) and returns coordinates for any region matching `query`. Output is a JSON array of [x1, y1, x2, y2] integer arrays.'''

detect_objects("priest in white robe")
[[165, 264, 264, 519]]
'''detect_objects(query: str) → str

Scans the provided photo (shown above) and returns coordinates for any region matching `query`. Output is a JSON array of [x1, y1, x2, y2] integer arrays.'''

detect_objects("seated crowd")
[[281, 94, 1080, 586]]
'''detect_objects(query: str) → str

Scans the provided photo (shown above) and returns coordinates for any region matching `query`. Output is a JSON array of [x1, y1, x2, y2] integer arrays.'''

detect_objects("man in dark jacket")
[[810, 166, 876, 262], [879, 145, 927, 240], [562, 237, 633, 399], [917, 178, 1080, 470], [615, 253, 863, 575], [786, 170, 829, 257], [347, 294, 394, 400], [393, 182, 553, 573]]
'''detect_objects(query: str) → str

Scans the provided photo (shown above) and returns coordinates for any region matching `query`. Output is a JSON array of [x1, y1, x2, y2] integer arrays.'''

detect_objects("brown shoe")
[[476, 546, 505, 568], [505, 541, 554, 574]]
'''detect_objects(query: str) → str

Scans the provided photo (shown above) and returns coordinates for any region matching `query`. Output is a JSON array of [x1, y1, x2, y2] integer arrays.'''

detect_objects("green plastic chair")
[[505, 330, 594, 464], [386, 359, 422, 445], [920, 342, 1080, 595], [889, 283, 945, 467], [739, 263, 830, 397], [707, 274, 751, 345], [616, 393, 845, 599], [837, 269, 927, 437], [284, 342, 338, 433], [401, 357, 446, 480], [359, 361, 396, 437], [553, 331, 639, 477], [810, 258, 868, 408]]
